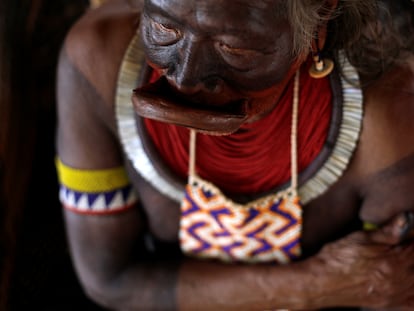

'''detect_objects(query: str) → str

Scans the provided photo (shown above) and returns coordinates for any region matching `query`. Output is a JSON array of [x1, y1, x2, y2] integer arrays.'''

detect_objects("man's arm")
[[56, 37, 312, 310], [57, 46, 414, 311], [63, 197, 414, 310], [56, 5, 414, 309]]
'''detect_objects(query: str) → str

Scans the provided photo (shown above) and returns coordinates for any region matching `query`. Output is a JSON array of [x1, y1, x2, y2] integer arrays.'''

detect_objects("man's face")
[[135, 0, 302, 134]]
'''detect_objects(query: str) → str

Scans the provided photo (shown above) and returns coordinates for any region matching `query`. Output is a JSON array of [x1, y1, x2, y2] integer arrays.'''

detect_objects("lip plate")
[[132, 77, 249, 135]]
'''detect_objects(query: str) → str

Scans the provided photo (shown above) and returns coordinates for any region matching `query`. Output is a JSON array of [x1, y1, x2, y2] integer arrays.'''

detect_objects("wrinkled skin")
[[316, 232, 414, 309], [56, 0, 414, 310], [134, 0, 303, 134]]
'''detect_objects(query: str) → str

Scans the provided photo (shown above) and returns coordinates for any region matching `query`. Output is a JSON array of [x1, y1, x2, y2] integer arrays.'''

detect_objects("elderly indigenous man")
[[56, 0, 414, 309]]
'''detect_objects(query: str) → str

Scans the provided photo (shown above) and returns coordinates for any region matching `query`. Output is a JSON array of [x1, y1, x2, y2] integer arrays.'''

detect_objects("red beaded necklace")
[[144, 61, 332, 195]]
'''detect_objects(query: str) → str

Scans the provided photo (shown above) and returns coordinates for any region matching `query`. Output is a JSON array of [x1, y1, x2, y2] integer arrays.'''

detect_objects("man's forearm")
[[66, 209, 402, 311], [83, 256, 317, 311], [177, 259, 315, 311], [66, 206, 318, 311]]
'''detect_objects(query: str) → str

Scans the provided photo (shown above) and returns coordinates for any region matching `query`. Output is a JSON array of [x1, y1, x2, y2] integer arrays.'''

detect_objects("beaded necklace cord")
[[144, 62, 332, 195], [189, 70, 300, 199], [115, 31, 363, 224], [179, 72, 302, 264]]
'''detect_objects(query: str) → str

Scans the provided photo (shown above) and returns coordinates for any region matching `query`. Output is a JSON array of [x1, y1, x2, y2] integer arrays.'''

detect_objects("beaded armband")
[[55, 158, 138, 215]]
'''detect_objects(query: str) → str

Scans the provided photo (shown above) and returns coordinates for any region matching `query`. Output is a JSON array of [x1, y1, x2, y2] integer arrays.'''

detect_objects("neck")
[[143, 60, 335, 196]]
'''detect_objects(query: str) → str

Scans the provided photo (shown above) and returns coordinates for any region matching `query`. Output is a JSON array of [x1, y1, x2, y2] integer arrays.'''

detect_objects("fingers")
[[366, 212, 414, 245], [400, 211, 414, 242]]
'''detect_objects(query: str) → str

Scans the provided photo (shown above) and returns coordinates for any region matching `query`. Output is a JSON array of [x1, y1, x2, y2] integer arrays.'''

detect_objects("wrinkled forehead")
[[145, 0, 288, 34]]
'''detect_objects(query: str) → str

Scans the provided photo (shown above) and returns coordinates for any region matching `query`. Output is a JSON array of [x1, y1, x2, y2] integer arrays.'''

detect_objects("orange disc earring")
[[309, 50, 334, 79]]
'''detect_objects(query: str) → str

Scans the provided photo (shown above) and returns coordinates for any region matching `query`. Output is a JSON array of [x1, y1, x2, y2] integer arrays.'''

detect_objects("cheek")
[[143, 47, 174, 70], [228, 57, 295, 92]]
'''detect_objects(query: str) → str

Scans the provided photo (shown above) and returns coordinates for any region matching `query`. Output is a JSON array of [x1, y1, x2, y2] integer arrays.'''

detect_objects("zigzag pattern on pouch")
[[180, 186, 302, 264]]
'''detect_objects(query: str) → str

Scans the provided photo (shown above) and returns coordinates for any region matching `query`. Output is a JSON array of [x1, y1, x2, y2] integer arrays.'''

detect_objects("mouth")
[[132, 76, 249, 135]]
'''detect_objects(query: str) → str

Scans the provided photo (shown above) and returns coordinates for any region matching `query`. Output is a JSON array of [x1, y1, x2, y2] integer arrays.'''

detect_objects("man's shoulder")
[[365, 54, 414, 105], [352, 54, 414, 176], [363, 54, 414, 130], [61, 0, 142, 102]]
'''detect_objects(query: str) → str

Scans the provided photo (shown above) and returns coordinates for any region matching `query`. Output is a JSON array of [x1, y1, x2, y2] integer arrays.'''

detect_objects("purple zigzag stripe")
[[187, 222, 211, 253], [271, 201, 299, 235], [240, 208, 259, 227], [246, 222, 269, 238], [282, 238, 301, 260], [182, 193, 201, 216], [222, 241, 244, 257], [214, 231, 231, 237], [247, 222, 273, 256], [251, 238, 273, 256], [210, 208, 231, 228], [210, 208, 233, 237]]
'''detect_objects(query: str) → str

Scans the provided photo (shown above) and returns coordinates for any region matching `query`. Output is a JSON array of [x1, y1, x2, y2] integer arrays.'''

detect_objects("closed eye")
[[148, 18, 182, 46], [218, 42, 261, 57], [215, 42, 263, 71]]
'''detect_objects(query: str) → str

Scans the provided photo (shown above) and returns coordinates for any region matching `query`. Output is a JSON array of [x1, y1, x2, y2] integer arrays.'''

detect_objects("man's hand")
[[309, 213, 414, 309]]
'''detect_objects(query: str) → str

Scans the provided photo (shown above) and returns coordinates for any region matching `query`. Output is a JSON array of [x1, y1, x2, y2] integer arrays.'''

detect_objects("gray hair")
[[288, 0, 414, 77]]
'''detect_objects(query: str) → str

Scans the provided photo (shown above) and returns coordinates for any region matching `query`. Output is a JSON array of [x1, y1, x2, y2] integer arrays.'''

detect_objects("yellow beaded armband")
[[55, 158, 138, 214]]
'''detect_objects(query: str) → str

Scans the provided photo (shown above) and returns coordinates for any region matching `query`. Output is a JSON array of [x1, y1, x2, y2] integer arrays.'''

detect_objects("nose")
[[166, 37, 222, 94]]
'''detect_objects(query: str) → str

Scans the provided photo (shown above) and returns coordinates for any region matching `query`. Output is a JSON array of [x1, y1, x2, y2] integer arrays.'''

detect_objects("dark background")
[[0, 1, 107, 310]]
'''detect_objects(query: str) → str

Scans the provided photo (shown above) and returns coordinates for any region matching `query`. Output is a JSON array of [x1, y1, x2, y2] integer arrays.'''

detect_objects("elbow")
[[74, 264, 130, 310], [82, 279, 117, 309]]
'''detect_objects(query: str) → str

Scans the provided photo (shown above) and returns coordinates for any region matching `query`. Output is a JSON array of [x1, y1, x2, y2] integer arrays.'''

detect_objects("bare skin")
[[57, 0, 414, 310]]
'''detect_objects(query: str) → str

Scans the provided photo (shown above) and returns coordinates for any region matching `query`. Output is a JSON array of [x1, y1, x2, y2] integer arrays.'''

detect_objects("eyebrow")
[[143, 0, 281, 39]]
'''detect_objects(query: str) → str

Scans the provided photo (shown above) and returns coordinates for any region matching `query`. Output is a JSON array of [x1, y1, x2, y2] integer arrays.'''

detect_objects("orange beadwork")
[[179, 180, 302, 264], [179, 72, 302, 264]]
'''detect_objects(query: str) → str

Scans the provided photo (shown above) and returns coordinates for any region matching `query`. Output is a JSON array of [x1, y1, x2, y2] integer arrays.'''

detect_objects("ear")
[[313, 0, 339, 50]]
